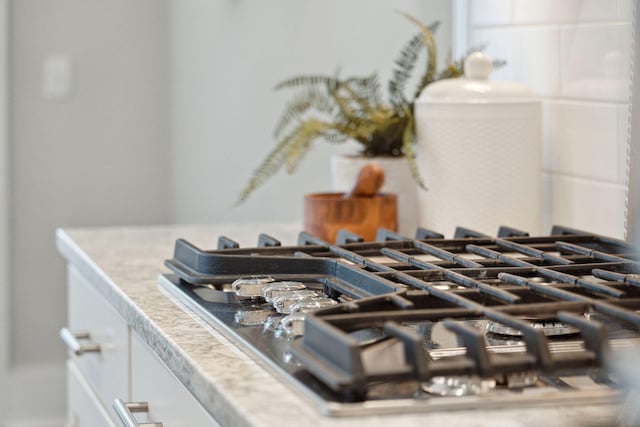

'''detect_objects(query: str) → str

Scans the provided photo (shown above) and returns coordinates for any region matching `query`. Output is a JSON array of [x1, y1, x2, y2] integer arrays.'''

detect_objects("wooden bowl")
[[304, 192, 397, 243]]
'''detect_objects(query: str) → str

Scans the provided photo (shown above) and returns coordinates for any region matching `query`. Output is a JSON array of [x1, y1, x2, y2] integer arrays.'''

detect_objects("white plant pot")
[[330, 155, 419, 237]]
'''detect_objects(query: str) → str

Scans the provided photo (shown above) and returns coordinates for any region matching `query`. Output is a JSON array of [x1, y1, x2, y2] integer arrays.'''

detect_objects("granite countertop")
[[56, 223, 622, 427]]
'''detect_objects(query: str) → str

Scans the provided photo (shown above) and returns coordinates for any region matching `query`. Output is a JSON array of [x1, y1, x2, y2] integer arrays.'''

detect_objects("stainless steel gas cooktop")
[[159, 225, 640, 416]]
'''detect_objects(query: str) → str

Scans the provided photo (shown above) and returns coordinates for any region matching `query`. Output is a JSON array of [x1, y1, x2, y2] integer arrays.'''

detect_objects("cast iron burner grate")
[[162, 225, 640, 414]]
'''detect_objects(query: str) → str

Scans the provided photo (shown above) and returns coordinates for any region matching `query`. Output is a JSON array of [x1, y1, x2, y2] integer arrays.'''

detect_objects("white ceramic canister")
[[414, 52, 542, 237]]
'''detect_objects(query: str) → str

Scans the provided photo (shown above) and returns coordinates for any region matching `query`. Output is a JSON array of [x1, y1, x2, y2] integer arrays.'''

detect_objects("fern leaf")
[[274, 75, 343, 91], [388, 32, 424, 108], [435, 62, 465, 81], [273, 87, 333, 137], [283, 120, 328, 173], [284, 137, 311, 173], [492, 59, 507, 69], [321, 128, 349, 143], [360, 73, 383, 106], [236, 144, 291, 205], [396, 13, 438, 101], [401, 106, 427, 190], [329, 83, 362, 122], [237, 121, 317, 204], [237, 117, 348, 203], [346, 73, 382, 110]]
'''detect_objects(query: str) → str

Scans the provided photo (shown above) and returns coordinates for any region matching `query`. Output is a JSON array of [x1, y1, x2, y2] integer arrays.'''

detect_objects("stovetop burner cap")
[[485, 318, 581, 337]]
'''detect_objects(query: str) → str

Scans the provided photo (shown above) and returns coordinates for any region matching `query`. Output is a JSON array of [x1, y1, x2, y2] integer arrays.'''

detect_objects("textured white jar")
[[414, 52, 542, 237]]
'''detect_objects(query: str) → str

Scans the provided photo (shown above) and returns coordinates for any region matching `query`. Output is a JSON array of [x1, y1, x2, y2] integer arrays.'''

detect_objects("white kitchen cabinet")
[[63, 265, 129, 424], [128, 332, 220, 427], [67, 360, 116, 427], [62, 264, 220, 427]]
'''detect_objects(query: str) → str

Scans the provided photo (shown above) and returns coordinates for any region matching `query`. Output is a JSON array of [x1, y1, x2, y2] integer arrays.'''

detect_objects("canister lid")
[[416, 52, 537, 104]]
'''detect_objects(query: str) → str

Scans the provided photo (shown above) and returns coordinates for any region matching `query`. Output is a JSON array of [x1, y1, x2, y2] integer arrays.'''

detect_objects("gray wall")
[[10, 0, 171, 370], [0, 0, 8, 420], [6, 0, 452, 423], [7, 0, 453, 368], [169, 0, 452, 223]]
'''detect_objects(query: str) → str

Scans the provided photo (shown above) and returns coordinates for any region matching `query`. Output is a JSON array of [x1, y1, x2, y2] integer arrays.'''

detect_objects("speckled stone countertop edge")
[[55, 227, 261, 427]]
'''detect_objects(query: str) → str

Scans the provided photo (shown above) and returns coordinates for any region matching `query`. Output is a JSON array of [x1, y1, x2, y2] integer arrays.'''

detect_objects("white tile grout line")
[[541, 170, 629, 187], [471, 21, 633, 31]]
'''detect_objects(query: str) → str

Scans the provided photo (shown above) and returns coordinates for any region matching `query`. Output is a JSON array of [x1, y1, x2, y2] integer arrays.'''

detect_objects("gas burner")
[[421, 376, 496, 397], [234, 308, 273, 326], [486, 317, 581, 337]]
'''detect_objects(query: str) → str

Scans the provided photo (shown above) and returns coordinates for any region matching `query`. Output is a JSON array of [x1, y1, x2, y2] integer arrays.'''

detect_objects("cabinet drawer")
[[65, 265, 129, 420], [127, 332, 220, 427], [67, 360, 116, 427]]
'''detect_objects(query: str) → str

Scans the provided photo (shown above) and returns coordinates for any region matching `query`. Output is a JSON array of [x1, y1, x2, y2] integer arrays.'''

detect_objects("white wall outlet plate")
[[42, 54, 73, 100]]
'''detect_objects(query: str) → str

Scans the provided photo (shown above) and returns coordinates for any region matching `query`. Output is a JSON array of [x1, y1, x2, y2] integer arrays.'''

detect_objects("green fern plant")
[[237, 13, 495, 204]]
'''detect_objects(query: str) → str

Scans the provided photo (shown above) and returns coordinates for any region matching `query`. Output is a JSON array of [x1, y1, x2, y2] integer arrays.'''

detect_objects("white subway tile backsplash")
[[471, 27, 560, 97], [549, 174, 626, 238], [618, 0, 634, 20], [543, 101, 619, 182], [468, 1, 633, 238], [560, 23, 632, 102], [513, 0, 618, 24], [469, 0, 512, 26]]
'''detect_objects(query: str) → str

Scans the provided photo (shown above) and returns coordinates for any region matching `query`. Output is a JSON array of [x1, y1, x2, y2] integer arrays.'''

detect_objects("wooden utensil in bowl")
[[304, 164, 398, 243]]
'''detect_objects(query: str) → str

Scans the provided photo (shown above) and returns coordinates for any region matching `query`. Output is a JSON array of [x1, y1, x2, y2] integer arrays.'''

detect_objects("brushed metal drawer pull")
[[113, 399, 163, 427], [59, 328, 101, 356]]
